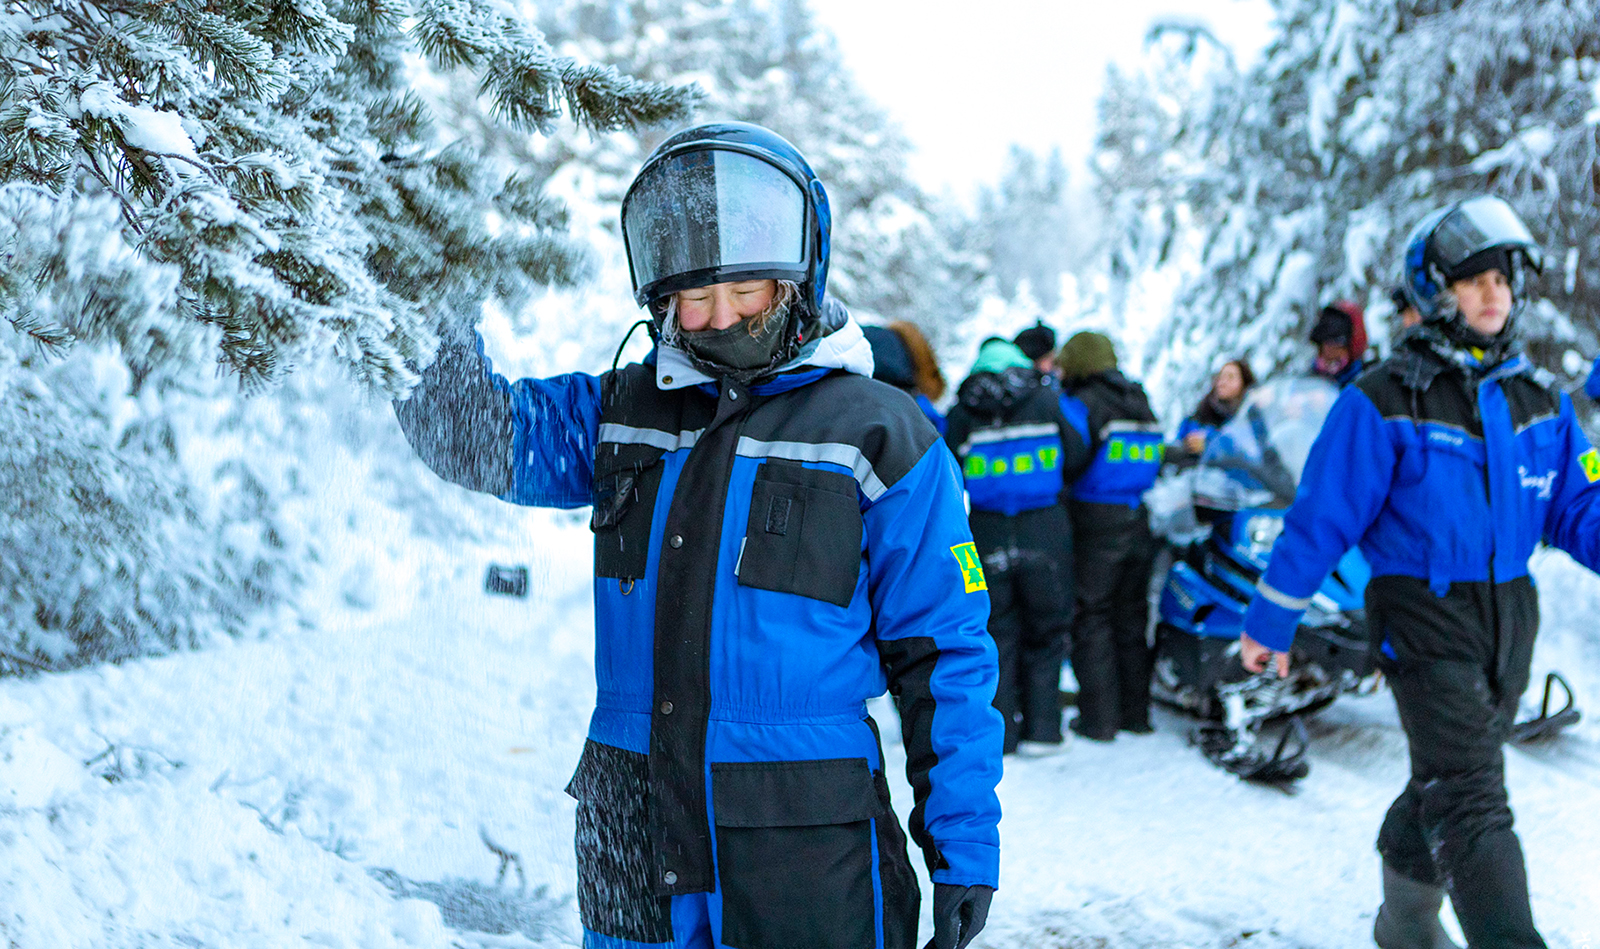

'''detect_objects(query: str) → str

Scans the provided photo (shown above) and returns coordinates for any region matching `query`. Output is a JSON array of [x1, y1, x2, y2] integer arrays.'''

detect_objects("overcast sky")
[[805, 0, 1276, 194]]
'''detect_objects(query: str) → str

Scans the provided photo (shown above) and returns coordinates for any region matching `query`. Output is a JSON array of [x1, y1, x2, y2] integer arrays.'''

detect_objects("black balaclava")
[[680, 314, 791, 382]]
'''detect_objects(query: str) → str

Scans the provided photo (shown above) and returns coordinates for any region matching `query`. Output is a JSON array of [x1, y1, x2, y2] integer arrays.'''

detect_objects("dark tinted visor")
[[623, 149, 807, 295], [1432, 197, 1537, 272]]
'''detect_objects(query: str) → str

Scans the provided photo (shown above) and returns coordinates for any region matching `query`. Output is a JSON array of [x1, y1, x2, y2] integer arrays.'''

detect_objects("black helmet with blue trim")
[[621, 122, 833, 346], [1400, 196, 1543, 328]]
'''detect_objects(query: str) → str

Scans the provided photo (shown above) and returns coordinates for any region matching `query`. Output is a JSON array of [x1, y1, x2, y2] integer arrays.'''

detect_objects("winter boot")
[[1373, 864, 1462, 949]]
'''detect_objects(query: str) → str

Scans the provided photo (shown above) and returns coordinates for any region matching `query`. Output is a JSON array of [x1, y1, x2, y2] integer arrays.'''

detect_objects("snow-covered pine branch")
[[0, 0, 696, 670]]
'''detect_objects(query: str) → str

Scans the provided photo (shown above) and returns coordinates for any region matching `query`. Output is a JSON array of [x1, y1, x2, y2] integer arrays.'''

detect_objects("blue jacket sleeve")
[[1544, 393, 1600, 572], [866, 441, 1004, 889], [496, 367, 604, 509], [1243, 388, 1396, 652], [1175, 416, 1202, 441], [1586, 356, 1600, 401]]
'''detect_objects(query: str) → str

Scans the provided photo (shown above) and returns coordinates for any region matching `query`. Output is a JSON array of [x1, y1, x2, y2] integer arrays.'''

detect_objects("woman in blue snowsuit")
[[395, 123, 1003, 949], [1242, 197, 1600, 949]]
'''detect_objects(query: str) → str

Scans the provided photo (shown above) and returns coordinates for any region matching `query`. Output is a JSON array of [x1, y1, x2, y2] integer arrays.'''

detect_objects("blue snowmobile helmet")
[[1400, 195, 1543, 325], [621, 122, 833, 340]]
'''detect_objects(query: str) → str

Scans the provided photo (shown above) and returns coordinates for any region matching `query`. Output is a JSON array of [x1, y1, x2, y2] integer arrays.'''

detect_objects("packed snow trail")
[[2, 514, 1597, 948]]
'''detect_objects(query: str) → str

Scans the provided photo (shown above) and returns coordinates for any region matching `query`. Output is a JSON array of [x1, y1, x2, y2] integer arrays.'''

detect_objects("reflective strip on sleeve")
[[1255, 578, 1312, 612]]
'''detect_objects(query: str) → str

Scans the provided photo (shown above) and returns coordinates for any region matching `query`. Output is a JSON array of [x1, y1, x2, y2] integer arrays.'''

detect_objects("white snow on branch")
[[78, 83, 201, 162]]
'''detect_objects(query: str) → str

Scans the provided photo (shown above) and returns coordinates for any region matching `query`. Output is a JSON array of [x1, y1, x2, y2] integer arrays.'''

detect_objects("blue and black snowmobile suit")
[[396, 314, 1003, 949], [1245, 335, 1600, 949], [945, 362, 1090, 752], [1058, 371, 1165, 739]]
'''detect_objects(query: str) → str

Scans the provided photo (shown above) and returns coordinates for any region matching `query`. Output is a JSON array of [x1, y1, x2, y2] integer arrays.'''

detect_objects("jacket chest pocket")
[[592, 444, 667, 581], [736, 461, 863, 608]]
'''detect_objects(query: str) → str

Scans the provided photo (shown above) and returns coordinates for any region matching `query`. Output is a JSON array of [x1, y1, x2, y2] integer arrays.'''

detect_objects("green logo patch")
[[1581, 448, 1600, 483], [950, 542, 987, 594]]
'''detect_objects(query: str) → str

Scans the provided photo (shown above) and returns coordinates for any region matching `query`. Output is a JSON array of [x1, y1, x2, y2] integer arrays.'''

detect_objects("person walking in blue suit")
[[395, 123, 1002, 949], [1241, 197, 1600, 949]]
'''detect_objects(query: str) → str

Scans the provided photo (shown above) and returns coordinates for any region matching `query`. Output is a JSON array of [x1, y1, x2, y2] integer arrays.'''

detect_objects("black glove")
[[926, 883, 993, 949]]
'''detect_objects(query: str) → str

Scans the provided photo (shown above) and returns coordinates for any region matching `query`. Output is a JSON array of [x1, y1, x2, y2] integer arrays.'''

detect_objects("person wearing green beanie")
[[1055, 331, 1120, 383], [945, 338, 1091, 755], [1055, 332, 1165, 740]]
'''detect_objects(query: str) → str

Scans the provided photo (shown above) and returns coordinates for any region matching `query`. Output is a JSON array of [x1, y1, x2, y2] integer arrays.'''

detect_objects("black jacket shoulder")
[[1356, 346, 1561, 434]]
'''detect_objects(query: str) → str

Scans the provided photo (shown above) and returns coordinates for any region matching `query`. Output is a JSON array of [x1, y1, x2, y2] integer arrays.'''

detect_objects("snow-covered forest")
[[2, 0, 1599, 946]]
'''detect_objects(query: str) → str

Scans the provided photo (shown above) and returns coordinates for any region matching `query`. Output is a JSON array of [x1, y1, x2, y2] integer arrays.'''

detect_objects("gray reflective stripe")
[[958, 422, 1061, 455], [1256, 579, 1312, 612], [597, 423, 703, 452], [736, 437, 889, 501], [1099, 420, 1164, 440]]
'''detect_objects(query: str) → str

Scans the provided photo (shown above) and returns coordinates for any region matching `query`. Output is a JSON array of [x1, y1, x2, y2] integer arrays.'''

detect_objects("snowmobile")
[[1147, 377, 1376, 786]]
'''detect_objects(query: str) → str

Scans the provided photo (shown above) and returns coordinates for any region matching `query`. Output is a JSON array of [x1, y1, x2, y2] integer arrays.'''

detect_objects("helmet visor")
[[1431, 197, 1540, 273], [623, 149, 807, 298]]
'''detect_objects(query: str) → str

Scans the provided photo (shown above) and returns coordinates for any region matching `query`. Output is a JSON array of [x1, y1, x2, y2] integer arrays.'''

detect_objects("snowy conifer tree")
[[0, 0, 695, 668], [975, 146, 1093, 312], [1096, 0, 1600, 402]]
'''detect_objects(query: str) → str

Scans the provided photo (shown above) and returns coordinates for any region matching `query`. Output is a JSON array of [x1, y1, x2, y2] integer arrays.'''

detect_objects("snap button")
[[663, 870, 678, 885], [669, 534, 683, 549], [659, 701, 674, 715], [729, 390, 738, 400], [662, 375, 674, 385]]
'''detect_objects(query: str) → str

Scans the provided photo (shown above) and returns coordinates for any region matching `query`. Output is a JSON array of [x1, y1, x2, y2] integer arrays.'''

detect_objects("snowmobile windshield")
[[1431, 197, 1541, 273], [1193, 377, 1341, 511], [623, 148, 808, 302]]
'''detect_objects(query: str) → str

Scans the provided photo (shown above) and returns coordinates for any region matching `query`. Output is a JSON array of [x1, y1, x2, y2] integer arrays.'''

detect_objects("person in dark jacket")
[[395, 123, 1002, 949], [863, 321, 948, 434], [1310, 299, 1373, 387], [1055, 331, 1164, 740], [1169, 359, 1254, 467], [1243, 197, 1600, 949], [944, 339, 1091, 756], [1013, 320, 1058, 375]]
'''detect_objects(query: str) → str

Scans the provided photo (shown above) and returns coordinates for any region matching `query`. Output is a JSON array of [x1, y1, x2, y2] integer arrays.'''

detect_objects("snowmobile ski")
[[1195, 715, 1310, 791], [1511, 671, 1581, 744]]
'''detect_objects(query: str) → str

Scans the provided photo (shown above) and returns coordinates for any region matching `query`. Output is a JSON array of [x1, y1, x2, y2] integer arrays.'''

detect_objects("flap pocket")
[[592, 445, 666, 581], [737, 461, 863, 608], [711, 757, 884, 828]]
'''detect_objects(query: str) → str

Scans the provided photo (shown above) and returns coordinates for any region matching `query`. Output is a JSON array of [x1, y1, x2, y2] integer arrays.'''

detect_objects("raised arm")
[[394, 328, 603, 509]]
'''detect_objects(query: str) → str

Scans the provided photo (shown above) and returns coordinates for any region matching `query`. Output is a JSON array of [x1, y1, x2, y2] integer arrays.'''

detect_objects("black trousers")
[[1068, 501, 1157, 739], [969, 506, 1074, 752], [1368, 575, 1545, 949]]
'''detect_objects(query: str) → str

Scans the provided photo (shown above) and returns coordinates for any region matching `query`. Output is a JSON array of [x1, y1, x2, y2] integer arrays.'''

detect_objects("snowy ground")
[[3, 507, 1599, 948]]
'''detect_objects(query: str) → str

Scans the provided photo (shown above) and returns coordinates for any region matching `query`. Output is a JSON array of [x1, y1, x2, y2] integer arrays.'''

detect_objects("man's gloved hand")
[[926, 883, 993, 949]]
